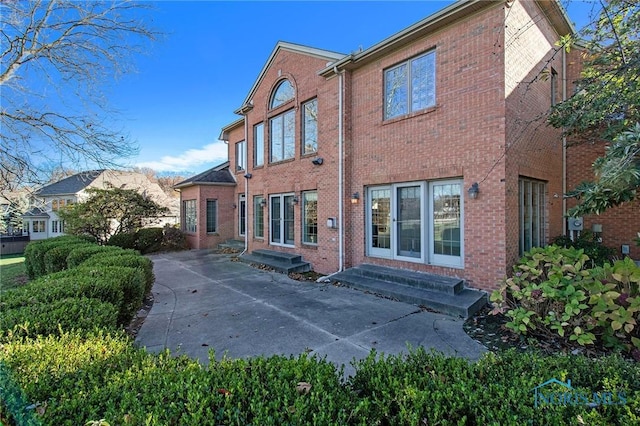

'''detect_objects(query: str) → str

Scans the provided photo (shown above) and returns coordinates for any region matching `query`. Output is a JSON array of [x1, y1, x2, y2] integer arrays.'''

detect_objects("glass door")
[[430, 181, 463, 267], [396, 184, 423, 260], [368, 187, 392, 257]]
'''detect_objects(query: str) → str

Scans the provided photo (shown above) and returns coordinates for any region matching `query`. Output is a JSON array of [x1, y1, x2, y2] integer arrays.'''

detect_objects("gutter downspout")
[[241, 115, 249, 256], [562, 47, 567, 234], [337, 66, 344, 273]]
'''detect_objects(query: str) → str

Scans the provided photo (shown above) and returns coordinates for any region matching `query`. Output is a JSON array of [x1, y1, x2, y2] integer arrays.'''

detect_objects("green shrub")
[[0, 297, 118, 339], [107, 232, 137, 249], [24, 236, 92, 279], [491, 245, 640, 352], [553, 230, 616, 267], [66, 245, 123, 269], [83, 253, 155, 294], [161, 224, 189, 251], [43, 242, 94, 274], [135, 227, 164, 254]]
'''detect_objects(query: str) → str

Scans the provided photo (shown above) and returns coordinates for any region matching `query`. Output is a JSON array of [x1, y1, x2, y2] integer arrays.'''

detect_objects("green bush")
[[491, 245, 640, 352], [66, 245, 123, 269], [83, 253, 155, 294], [24, 236, 93, 279], [43, 242, 94, 274], [553, 230, 616, 267], [135, 227, 164, 254], [161, 224, 189, 251], [0, 297, 118, 339], [107, 232, 137, 250]]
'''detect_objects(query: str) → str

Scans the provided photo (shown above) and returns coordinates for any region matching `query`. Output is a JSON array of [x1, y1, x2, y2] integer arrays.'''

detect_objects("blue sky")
[[111, 0, 597, 176]]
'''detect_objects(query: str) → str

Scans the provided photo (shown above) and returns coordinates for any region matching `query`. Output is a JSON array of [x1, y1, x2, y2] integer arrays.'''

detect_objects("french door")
[[367, 180, 463, 267]]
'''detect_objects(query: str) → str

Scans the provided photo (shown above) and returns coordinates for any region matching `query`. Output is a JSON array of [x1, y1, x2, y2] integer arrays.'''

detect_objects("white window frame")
[[302, 98, 318, 155], [302, 191, 318, 245], [254, 123, 264, 167], [519, 178, 546, 255], [269, 193, 295, 247], [384, 50, 436, 120], [269, 109, 295, 163], [183, 199, 197, 233], [236, 140, 246, 171]]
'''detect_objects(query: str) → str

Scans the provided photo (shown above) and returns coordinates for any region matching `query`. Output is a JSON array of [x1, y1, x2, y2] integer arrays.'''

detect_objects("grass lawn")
[[0, 254, 27, 292]]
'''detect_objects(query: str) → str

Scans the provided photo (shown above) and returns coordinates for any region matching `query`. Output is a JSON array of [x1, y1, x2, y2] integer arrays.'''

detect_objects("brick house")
[[178, 0, 638, 294]]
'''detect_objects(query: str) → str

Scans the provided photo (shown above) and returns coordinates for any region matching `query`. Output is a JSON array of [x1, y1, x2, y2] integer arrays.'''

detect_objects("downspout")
[[562, 47, 567, 234], [241, 114, 249, 256], [336, 66, 344, 272]]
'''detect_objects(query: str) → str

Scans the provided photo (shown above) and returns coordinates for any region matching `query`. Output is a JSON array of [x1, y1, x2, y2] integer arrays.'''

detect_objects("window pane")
[[270, 116, 283, 162], [254, 196, 264, 238], [519, 178, 546, 255], [283, 110, 295, 160], [433, 184, 461, 256], [384, 64, 407, 119], [303, 99, 318, 155], [271, 197, 281, 243], [254, 123, 264, 167], [206, 199, 217, 233], [303, 191, 318, 244], [371, 188, 391, 249], [236, 141, 246, 171], [411, 52, 435, 112], [270, 80, 295, 108], [183, 200, 197, 233], [284, 195, 295, 245], [239, 198, 246, 236], [397, 186, 421, 258]]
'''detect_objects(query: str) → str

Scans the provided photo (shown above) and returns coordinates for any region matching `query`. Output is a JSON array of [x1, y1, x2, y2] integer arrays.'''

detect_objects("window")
[[519, 178, 546, 255], [206, 199, 217, 233], [384, 51, 436, 120], [302, 99, 318, 155], [183, 199, 197, 233], [254, 195, 265, 238], [33, 220, 46, 233], [270, 110, 295, 162], [236, 141, 246, 171], [254, 123, 264, 167], [302, 191, 318, 244], [52, 220, 59, 233], [270, 79, 294, 108], [239, 195, 246, 236], [52, 200, 58, 211], [270, 194, 295, 246]]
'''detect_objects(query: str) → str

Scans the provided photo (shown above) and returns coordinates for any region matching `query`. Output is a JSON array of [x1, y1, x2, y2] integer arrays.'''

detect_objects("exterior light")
[[351, 192, 360, 204], [292, 196, 299, 205], [468, 182, 479, 199], [259, 199, 267, 207]]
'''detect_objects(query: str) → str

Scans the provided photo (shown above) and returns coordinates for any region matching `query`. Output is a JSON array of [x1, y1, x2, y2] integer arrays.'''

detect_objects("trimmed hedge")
[[107, 232, 137, 249], [0, 297, 118, 339], [43, 242, 94, 274], [83, 252, 154, 294], [135, 227, 163, 254], [1, 335, 638, 426], [66, 245, 124, 269], [23, 235, 94, 279]]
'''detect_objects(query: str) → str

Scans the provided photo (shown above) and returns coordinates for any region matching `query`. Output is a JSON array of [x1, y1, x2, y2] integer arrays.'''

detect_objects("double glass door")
[[367, 181, 462, 267]]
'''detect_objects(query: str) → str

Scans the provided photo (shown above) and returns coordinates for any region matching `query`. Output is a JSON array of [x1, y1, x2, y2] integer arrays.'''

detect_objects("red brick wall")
[[180, 184, 236, 250], [229, 48, 342, 274]]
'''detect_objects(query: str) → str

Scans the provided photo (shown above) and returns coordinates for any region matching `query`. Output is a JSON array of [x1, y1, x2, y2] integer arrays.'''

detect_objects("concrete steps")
[[328, 264, 486, 319], [239, 249, 311, 274]]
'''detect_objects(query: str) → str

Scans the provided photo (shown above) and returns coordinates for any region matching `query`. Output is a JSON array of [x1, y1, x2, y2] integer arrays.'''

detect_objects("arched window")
[[270, 79, 294, 109]]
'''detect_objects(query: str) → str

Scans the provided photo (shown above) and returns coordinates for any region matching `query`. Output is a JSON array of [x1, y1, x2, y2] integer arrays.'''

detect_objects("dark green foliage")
[[553, 230, 617, 267], [43, 242, 94, 274], [66, 245, 123, 269], [83, 254, 155, 294], [135, 227, 163, 254], [161, 224, 189, 251], [107, 231, 137, 249], [0, 297, 118, 339], [23, 235, 93, 279]]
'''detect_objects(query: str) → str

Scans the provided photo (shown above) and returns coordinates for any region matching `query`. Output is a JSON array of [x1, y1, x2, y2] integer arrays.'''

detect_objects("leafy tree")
[[549, 0, 639, 216], [0, 0, 157, 193], [58, 186, 169, 244]]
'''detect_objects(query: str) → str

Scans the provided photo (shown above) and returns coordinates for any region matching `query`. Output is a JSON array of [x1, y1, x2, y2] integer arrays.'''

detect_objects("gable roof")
[[235, 41, 345, 114], [173, 162, 236, 189], [22, 207, 50, 218], [35, 170, 104, 196]]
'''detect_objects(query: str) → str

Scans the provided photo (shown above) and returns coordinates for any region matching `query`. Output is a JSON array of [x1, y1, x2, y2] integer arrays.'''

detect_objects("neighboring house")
[[178, 0, 638, 291], [23, 170, 179, 240]]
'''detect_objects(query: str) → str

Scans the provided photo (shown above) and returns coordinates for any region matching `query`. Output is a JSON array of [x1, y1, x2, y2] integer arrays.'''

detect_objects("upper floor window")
[[302, 99, 318, 155], [550, 67, 558, 106], [384, 50, 436, 120], [236, 140, 246, 171], [254, 123, 264, 167], [270, 79, 294, 109], [270, 110, 295, 162]]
